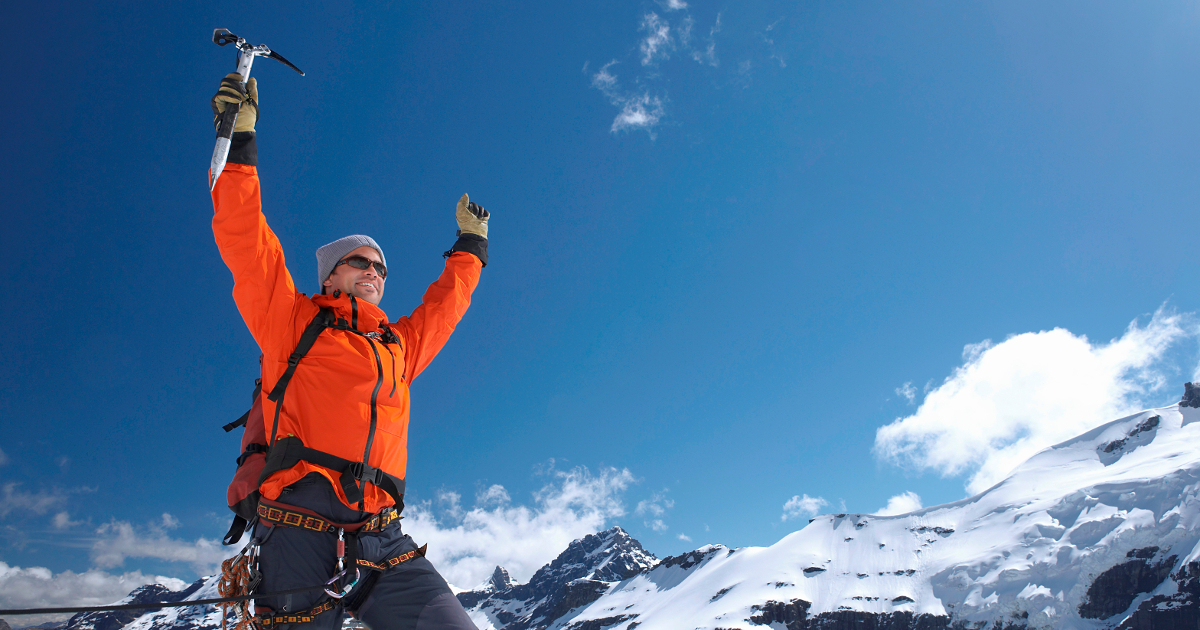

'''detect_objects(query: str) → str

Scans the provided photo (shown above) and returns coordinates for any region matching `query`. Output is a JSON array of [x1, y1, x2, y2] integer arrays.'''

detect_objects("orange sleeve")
[[211, 163, 310, 357], [392, 251, 482, 383]]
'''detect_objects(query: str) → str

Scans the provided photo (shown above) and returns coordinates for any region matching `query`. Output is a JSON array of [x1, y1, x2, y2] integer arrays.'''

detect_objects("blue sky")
[[4, 0, 1200, 615]]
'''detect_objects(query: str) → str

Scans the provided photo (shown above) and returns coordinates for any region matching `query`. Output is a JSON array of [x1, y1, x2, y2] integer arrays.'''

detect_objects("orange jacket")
[[212, 162, 481, 514]]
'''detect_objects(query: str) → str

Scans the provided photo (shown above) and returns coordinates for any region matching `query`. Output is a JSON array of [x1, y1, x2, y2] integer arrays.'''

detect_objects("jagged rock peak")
[[65, 580, 205, 630], [531, 526, 657, 584], [490, 566, 515, 592], [1182, 382, 1200, 408]]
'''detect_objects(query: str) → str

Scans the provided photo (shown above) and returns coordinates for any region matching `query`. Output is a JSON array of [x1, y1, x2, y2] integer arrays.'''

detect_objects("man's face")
[[323, 246, 386, 304]]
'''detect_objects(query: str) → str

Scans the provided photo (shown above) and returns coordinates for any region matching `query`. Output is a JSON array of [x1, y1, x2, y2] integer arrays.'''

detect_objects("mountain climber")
[[209, 72, 486, 630]]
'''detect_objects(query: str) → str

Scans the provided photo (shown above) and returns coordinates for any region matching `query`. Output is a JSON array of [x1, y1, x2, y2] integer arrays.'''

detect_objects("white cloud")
[[875, 307, 1198, 494], [657, 0, 688, 10], [874, 492, 923, 516], [635, 490, 675, 533], [90, 514, 230, 574], [611, 94, 666, 135], [640, 13, 672, 65], [0, 447, 8, 466], [53, 511, 82, 529], [1, 482, 63, 518], [0, 561, 188, 627], [403, 465, 634, 588], [591, 62, 667, 136], [677, 533, 692, 542], [781, 494, 828, 521], [896, 382, 916, 405]]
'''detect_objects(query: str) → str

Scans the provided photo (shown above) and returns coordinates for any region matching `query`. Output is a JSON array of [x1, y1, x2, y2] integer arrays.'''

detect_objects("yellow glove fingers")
[[210, 73, 257, 133], [455, 193, 489, 239]]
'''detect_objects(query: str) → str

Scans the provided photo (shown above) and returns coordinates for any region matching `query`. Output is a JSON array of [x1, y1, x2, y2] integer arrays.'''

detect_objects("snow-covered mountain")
[[459, 390, 1200, 629], [16, 386, 1200, 630]]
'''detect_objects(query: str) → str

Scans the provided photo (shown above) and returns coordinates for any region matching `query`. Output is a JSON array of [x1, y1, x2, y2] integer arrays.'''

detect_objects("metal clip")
[[324, 567, 361, 599]]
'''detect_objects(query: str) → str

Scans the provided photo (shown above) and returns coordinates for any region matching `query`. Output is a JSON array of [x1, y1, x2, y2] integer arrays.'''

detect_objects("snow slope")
[[521, 403, 1200, 629]]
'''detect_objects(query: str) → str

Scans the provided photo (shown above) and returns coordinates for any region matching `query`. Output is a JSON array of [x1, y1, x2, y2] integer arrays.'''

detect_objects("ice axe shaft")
[[209, 29, 304, 191]]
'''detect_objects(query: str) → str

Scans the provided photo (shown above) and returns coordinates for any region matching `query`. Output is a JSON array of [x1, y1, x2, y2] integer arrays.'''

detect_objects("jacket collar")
[[312, 292, 390, 333]]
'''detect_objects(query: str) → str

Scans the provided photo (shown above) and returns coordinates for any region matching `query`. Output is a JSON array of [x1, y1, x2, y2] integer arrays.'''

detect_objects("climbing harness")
[[248, 497, 428, 626], [256, 499, 401, 534]]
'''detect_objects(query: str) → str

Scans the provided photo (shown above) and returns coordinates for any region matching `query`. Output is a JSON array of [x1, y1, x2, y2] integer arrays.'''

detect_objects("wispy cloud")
[[640, 13, 673, 65], [0, 447, 8, 466], [403, 465, 635, 588], [588, 8, 729, 136], [781, 494, 828, 521], [760, 18, 787, 68], [0, 562, 188, 627], [635, 489, 675, 533], [677, 533, 692, 542], [590, 61, 666, 137], [895, 382, 916, 405], [875, 306, 1199, 493], [1, 482, 66, 519], [874, 492, 923, 516], [90, 513, 229, 575], [691, 13, 721, 67], [53, 511, 83, 530]]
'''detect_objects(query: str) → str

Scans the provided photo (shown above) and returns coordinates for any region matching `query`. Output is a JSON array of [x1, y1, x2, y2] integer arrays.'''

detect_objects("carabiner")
[[324, 567, 361, 599]]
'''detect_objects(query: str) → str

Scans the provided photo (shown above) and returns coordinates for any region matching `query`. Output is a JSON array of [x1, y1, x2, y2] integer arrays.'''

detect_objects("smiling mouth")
[[356, 282, 377, 291]]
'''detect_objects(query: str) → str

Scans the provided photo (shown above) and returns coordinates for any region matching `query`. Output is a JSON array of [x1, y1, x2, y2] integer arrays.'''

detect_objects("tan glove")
[[211, 73, 258, 133], [456, 193, 489, 239]]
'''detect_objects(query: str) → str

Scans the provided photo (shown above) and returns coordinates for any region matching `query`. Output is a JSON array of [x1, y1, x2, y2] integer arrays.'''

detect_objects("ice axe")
[[209, 28, 304, 191]]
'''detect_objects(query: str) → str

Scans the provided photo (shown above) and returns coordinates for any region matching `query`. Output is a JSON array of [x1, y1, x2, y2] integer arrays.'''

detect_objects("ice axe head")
[[211, 28, 305, 76]]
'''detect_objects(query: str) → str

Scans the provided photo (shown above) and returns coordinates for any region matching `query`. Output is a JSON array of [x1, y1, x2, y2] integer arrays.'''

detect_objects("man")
[[210, 72, 485, 630]]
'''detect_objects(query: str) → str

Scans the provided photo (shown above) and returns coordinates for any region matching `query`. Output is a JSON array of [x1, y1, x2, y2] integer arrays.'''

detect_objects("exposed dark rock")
[[1118, 560, 1200, 629], [710, 586, 734, 602], [540, 580, 611, 627], [1127, 546, 1160, 559], [803, 567, 826, 576], [62, 579, 205, 630], [1181, 382, 1200, 408], [491, 566, 516, 592], [1101, 416, 1162, 454], [807, 611, 950, 629], [458, 565, 519, 608], [0, 619, 11, 630], [1078, 553, 1177, 619], [891, 596, 915, 604], [911, 527, 954, 537], [563, 615, 634, 630], [659, 546, 721, 570], [750, 598, 811, 630]]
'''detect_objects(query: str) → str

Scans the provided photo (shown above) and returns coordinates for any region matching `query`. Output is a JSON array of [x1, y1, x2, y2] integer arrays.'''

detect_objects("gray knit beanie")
[[316, 235, 387, 292]]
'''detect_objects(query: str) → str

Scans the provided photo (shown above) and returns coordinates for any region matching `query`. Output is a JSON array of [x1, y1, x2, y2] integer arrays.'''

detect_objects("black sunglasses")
[[336, 255, 388, 279]]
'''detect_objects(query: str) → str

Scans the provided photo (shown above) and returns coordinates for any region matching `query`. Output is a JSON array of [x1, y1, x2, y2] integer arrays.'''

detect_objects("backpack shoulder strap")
[[266, 308, 332, 403]]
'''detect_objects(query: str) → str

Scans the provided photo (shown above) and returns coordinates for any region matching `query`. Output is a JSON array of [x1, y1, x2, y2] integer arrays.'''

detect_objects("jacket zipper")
[[348, 295, 384, 513]]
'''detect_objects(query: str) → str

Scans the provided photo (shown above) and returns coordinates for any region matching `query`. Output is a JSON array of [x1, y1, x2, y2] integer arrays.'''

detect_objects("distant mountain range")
[[9, 387, 1200, 630]]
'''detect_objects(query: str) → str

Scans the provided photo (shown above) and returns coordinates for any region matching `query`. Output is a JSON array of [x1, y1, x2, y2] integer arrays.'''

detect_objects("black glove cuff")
[[444, 233, 488, 267], [228, 131, 258, 166]]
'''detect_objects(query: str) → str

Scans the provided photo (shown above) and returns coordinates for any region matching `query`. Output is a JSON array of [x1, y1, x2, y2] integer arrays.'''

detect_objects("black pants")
[[254, 474, 477, 630]]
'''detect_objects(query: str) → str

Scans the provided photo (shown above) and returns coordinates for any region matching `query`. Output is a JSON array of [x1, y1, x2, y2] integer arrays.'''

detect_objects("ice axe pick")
[[209, 28, 304, 191]]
